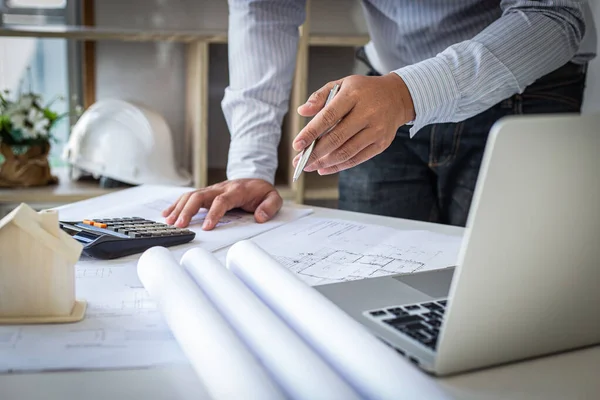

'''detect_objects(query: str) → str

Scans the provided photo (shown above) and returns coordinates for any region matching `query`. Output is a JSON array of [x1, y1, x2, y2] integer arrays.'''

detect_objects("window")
[[0, 0, 81, 167], [2, 0, 67, 25], [6, 0, 66, 7]]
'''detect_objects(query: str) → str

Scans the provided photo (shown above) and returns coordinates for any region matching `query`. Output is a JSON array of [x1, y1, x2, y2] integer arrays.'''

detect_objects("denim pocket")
[[520, 92, 583, 113], [519, 74, 586, 114]]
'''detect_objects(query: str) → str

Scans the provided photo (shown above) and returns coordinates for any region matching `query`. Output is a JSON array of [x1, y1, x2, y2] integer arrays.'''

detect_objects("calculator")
[[59, 217, 196, 260]]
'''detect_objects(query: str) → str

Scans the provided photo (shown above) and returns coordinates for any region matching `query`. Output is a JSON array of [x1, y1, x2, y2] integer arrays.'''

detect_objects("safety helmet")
[[63, 99, 191, 186]]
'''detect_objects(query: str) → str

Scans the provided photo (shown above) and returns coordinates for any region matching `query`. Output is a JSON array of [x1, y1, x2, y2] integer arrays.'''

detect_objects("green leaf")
[[0, 115, 10, 129], [43, 108, 59, 121]]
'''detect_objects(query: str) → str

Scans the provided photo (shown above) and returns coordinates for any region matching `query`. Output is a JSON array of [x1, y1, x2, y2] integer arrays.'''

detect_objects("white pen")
[[293, 83, 341, 182]]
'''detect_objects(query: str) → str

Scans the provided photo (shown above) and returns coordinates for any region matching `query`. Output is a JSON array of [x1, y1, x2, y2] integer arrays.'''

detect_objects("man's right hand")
[[162, 179, 282, 230]]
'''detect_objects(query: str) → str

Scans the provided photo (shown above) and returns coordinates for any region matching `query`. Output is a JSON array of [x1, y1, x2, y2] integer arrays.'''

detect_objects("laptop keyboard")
[[365, 299, 447, 351]]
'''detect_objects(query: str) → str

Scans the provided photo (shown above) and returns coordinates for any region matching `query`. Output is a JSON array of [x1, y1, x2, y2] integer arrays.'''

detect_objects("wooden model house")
[[0, 203, 86, 324]]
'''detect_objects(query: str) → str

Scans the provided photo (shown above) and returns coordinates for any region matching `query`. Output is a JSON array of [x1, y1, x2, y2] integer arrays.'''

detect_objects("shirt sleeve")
[[393, 0, 587, 137], [222, 0, 306, 184]]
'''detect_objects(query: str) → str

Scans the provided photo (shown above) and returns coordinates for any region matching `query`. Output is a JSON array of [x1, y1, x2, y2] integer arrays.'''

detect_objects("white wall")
[[93, 0, 367, 171], [0, 38, 36, 92]]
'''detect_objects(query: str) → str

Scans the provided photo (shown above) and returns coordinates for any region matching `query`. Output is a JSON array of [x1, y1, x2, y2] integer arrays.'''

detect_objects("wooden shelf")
[[213, 33, 369, 47], [0, 167, 120, 204], [1, 4, 363, 204], [0, 25, 369, 47], [0, 24, 227, 43]]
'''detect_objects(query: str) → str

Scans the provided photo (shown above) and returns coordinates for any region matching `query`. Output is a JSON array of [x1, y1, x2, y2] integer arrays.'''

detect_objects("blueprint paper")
[[182, 248, 360, 400], [0, 185, 311, 373], [137, 247, 284, 400], [57, 184, 313, 262], [93, 200, 312, 260], [0, 259, 188, 373], [227, 241, 450, 400], [53, 185, 165, 221], [250, 217, 463, 286]]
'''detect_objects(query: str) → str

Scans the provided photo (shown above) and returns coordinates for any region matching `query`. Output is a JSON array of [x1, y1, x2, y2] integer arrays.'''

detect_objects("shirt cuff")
[[393, 56, 461, 137], [226, 169, 275, 185], [226, 140, 278, 185]]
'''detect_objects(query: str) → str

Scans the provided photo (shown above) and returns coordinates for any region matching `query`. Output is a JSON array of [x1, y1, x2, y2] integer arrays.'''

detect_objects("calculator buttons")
[[61, 216, 196, 259], [81, 217, 194, 240]]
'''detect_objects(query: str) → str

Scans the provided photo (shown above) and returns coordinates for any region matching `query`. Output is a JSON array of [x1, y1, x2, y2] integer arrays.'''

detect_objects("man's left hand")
[[293, 73, 415, 175]]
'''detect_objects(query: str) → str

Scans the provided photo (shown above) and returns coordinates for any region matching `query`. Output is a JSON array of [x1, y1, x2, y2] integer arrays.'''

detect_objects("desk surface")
[[1, 201, 598, 400]]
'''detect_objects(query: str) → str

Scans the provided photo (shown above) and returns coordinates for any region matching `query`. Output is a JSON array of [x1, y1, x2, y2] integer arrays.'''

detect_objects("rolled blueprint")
[[227, 240, 449, 400], [181, 247, 360, 400], [137, 246, 284, 400]]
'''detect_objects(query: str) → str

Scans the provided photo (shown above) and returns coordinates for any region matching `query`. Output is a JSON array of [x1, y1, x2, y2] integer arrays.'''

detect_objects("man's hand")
[[162, 179, 282, 230], [293, 73, 415, 175]]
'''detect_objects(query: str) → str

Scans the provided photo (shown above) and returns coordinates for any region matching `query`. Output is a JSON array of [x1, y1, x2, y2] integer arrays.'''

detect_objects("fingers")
[[305, 127, 371, 172], [293, 85, 353, 151], [176, 190, 219, 228], [297, 80, 341, 118], [161, 198, 179, 217], [254, 190, 283, 223], [164, 191, 193, 224], [165, 190, 217, 228], [301, 110, 367, 171], [203, 192, 239, 231], [293, 152, 301, 168], [317, 143, 381, 175], [164, 180, 281, 231]]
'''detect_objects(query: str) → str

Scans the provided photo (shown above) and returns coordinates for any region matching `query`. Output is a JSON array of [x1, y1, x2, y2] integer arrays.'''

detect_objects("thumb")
[[254, 190, 283, 223], [297, 80, 340, 117]]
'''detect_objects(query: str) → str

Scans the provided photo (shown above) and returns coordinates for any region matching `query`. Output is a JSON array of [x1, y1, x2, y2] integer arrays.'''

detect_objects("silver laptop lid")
[[436, 113, 600, 375]]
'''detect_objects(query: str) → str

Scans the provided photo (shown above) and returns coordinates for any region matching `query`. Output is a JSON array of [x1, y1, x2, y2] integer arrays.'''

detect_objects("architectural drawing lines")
[[276, 247, 429, 285], [76, 267, 113, 279]]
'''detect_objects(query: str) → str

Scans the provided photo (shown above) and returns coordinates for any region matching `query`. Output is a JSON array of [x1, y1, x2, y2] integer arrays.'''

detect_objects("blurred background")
[[1, 0, 599, 217]]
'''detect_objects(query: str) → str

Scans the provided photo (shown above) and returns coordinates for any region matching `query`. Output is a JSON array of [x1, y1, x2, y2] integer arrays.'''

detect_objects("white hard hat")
[[63, 99, 191, 186]]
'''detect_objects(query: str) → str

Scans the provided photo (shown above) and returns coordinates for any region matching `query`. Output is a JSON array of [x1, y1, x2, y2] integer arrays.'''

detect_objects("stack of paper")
[[0, 186, 312, 373], [58, 184, 313, 257]]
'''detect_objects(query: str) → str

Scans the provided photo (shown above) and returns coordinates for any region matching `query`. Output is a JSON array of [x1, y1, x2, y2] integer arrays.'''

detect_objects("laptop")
[[315, 113, 600, 376]]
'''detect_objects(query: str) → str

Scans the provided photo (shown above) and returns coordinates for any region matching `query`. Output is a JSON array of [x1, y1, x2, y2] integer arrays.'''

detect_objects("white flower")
[[19, 95, 34, 110], [20, 125, 36, 139], [9, 113, 26, 131], [34, 118, 50, 137], [27, 107, 43, 122]]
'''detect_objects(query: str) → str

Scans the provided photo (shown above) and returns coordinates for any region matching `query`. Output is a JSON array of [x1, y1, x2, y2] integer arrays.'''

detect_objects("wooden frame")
[[186, 41, 209, 188], [287, 0, 312, 204], [81, 0, 95, 109]]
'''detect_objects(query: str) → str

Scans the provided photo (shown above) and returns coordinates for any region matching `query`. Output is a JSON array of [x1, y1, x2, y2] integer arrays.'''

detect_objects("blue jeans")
[[338, 62, 587, 226]]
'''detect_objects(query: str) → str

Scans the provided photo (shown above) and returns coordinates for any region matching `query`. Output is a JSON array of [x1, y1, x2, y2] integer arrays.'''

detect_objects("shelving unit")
[[0, 0, 369, 206], [0, 167, 119, 204]]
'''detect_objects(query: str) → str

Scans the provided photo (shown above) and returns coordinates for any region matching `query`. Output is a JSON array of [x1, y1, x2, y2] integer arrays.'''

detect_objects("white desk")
[[1, 203, 598, 400]]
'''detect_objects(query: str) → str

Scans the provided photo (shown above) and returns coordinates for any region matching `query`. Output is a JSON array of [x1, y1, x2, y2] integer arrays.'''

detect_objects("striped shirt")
[[222, 0, 596, 185]]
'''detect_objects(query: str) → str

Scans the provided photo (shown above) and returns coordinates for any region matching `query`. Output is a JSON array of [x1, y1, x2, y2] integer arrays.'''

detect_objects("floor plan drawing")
[[252, 218, 463, 286]]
